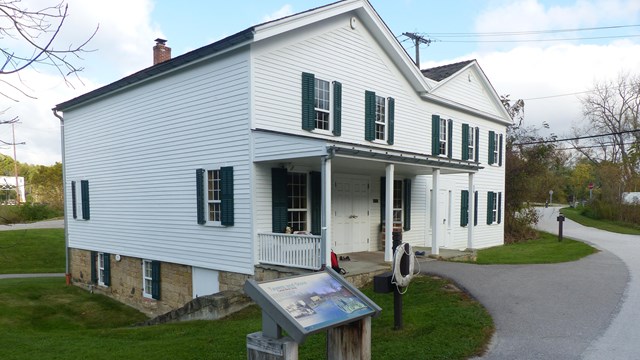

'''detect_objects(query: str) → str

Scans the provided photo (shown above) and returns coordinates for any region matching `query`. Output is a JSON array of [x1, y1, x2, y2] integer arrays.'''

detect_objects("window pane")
[[287, 173, 308, 231], [314, 79, 330, 130], [375, 95, 386, 141]]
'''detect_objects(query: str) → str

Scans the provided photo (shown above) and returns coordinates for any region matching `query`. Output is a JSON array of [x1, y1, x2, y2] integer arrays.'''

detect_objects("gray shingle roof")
[[421, 60, 474, 81]]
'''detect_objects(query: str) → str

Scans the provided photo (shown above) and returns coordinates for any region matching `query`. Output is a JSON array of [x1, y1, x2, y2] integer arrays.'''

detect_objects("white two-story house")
[[54, 0, 510, 315]]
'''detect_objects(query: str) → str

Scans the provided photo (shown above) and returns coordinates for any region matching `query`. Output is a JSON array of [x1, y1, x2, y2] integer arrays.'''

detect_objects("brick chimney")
[[153, 38, 171, 65]]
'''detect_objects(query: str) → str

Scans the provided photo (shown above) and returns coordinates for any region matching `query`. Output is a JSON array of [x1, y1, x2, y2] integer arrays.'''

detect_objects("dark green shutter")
[[498, 192, 502, 224], [475, 127, 480, 163], [488, 131, 495, 165], [447, 119, 453, 159], [499, 134, 503, 166], [103, 253, 111, 286], [365, 91, 376, 141], [461, 124, 469, 161], [90, 251, 97, 284], [380, 177, 385, 224], [220, 166, 234, 226], [403, 178, 411, 231], [460, 190, 469, 226], [310, 171, 321, 235], [301, 72, 315, 131], [474, 191, 478, 226], [80, 180, 90, 220], [333, 81, 342, 136], [151, 261, 161, 300], [71, 181, 77, 219], [271, 168, 288, 233], [387, 97, 395, 145], [487, 192, 494, 225], [431, 115, 440, 155], [196, 169, 205, 225]]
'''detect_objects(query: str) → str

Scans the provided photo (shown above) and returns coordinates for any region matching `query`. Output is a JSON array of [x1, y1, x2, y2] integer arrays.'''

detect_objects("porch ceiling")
[[329, 146, 481, 176]]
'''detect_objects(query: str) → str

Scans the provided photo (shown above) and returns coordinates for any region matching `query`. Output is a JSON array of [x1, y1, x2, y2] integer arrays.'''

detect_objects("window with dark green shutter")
[[431, 115, 440, 155], [90, 251, 97, 284], [462, 124, 469, 161], [498, 192, 502, 224], [387, 97, 395, 145], [71, 181, 77, 219], [301, 72, 315, 130], [403, 178, 411, 231], [460, 190, 469, 226], [151, 261, 161, 300], [475, 127, 480, 163], [498, 134, 503, 166], [474, 191, 478, 226], [333, 81, 342, 136], [220, 166, 234, 226], [196, 169, 205, 224], [103, 253, 111, 287], [365, 91, 376, 141], [487, 191, 494, 225], [488, 131, 496, 164], [271, 168, 288, 233], [80, 180, 90, 220], [447, 119, 453, 159]]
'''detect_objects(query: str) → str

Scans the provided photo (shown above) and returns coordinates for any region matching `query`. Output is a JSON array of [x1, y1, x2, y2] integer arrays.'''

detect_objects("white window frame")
[[374, 95, 387, 142], [492, 192, 498, 224], [98, 252, 106, 286], [313, 78, 332, 133], [439, 118, 448, 156], [287, 172, 309, 232], [467, 126, 475, 161], [142, 259, 153, 299], [206, 169, 222, 225], [72, 180, 88, 221], [392, 179, 403, 226]]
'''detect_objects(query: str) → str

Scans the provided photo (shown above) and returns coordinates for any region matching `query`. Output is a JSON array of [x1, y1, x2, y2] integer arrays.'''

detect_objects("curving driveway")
[[420, 207, 637, 359]]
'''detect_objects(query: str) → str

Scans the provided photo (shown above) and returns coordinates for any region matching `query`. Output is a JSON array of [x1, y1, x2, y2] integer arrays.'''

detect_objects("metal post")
[[392, 239, 409, 330], [557, 215, 565, 242]]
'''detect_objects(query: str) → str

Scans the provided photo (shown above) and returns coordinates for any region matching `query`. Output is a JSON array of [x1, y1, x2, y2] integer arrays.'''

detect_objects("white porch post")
[[322, 156, 332, 267], [431, 168, 440, 255], [385, 164, 394, 262], [467, 172, 475, 249]]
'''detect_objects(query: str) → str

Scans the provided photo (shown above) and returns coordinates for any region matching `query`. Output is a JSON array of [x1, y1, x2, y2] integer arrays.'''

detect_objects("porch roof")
[[329, 145, 481, 175]]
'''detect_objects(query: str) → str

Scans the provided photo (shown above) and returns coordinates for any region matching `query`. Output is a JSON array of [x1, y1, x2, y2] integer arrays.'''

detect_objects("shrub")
[[0, 203, 62, 224], [505, 206, 539, 244]]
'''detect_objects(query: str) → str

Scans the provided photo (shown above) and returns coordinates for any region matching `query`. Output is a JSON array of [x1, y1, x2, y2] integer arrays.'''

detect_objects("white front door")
[[332, 176, 370, 254], [438, 189, 451, 247]]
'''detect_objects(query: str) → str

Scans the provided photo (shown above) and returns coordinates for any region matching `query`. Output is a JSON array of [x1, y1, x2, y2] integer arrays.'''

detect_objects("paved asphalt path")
[[0, 219, 64, 231], [419, 207, 632, 359]]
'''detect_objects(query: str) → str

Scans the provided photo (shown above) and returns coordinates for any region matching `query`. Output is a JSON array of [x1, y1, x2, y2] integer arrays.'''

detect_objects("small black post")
[[392, 231, 403, 330], [557, 215, 565, 242]]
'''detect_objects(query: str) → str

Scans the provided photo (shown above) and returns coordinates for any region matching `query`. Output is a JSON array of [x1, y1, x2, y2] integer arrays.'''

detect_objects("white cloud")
[[262, 4, 294, 22]]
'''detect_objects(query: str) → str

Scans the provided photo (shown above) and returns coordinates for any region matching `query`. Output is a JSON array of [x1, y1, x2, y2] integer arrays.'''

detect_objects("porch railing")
[[258, 233, 322, 270]]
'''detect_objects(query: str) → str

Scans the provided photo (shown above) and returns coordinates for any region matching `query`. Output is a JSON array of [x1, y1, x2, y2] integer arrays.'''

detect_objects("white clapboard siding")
[[64, 50, 256, 275]]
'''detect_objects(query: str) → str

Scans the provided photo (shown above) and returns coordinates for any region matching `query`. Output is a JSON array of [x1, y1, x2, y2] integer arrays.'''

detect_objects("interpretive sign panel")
[[244, 269, 381, 343]]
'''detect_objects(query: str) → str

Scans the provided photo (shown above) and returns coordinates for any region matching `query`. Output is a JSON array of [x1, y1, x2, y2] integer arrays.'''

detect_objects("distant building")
[[622, 192, 640, 204], [0, 176, 25, 204]]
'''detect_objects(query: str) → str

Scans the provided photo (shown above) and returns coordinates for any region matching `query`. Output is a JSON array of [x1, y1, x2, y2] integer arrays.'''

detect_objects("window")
[[487, 192, 502, 225], [302, 72, 341, 135], [196, 167, 234, 226], [488, 131, 503, 166], [142, 260, 160, 300], [460, 190, 469, 226], [439, 118, 447, 156], [314, 78, 330, 130], [365, 91, 394, 144], [375, 95, 386, 141], [207, 170, 221, 222], [431, 115, 452, 158], [380, 178, 411, 231], [287, 172, 308, 232], [98, 252, 106, 286], [71, 180, 90, 220], [462, 124, 480, 162]]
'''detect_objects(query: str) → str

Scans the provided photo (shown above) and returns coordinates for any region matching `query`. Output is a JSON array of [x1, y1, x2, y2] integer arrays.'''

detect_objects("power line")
[[436, 34, 640, 43], [424, 24, 640, 37], [513, 129, 640, 146]]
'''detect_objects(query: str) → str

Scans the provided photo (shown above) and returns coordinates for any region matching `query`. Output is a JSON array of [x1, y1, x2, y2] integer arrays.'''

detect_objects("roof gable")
[[422, 60, 512, 125]]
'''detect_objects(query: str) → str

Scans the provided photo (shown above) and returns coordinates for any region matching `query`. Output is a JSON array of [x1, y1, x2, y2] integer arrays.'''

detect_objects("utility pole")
[[12, 122, 20, 204], [402, 32, 432, 68]]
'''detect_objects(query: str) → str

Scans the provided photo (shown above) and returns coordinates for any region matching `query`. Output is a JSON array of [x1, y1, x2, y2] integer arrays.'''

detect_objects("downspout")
[[52, 108, 70, 285]]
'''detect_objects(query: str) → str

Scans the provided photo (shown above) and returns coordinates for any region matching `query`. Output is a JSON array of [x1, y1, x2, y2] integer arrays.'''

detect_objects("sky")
[[1, 0, 639, 165]]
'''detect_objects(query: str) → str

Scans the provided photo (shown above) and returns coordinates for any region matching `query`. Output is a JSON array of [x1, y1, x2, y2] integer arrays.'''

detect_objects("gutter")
[[52, 109, 70, 285]]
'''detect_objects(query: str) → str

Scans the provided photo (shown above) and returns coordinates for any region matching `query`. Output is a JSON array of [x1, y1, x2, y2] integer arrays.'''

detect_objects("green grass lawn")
[[0, 228, 64, 274], [474, 231, 597, 265], [0, 277, 492, 360], [560, 207, 640, 235]]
